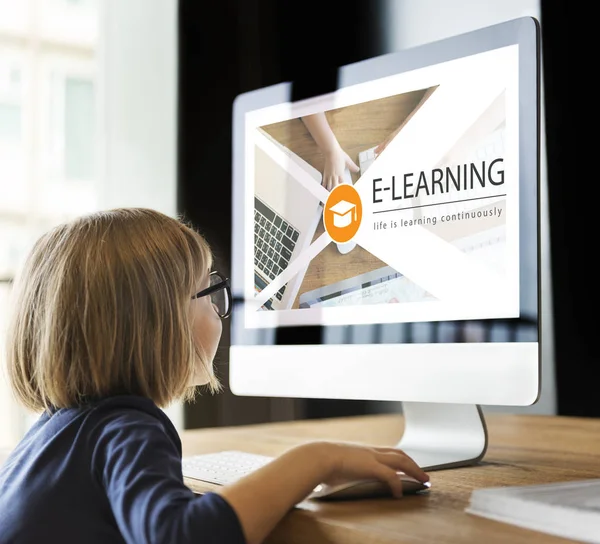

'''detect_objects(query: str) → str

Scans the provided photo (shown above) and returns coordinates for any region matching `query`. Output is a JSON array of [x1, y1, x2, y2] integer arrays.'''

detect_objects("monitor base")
[[396, 402, 488, 470]]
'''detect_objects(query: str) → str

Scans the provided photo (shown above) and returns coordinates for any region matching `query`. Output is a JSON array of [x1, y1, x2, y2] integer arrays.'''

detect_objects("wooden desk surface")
[[261, 88, 435, 308], [181, 413, 600, 544]]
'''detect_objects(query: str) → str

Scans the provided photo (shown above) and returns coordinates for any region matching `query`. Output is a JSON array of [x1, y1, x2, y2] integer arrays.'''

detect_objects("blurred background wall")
[[0, 0, 181, 447]]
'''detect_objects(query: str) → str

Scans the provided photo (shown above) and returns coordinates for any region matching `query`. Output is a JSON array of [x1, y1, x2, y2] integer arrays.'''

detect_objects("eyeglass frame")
[[191, 271, 232, 319]]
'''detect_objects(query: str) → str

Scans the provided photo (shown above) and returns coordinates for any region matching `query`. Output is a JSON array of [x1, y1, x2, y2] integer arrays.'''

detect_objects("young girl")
[[0, 208, 428, 544]]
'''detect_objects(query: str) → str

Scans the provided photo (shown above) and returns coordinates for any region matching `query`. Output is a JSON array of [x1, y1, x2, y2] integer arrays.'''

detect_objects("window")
[[0, 0, 99, 449]]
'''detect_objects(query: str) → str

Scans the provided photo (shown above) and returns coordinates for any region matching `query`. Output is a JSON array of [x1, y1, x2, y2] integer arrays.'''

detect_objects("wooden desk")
[[181, 413, 600, 544], [261, 88, 435, 308]]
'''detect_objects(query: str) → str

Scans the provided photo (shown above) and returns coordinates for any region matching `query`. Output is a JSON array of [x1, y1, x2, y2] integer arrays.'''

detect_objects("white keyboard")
[[182, 450, 274, 486], [182, 449, 430, 500], [358, 146, 377, 175]]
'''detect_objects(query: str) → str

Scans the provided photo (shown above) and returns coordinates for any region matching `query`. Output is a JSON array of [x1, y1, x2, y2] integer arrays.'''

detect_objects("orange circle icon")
[[324, 183, 362, 244]]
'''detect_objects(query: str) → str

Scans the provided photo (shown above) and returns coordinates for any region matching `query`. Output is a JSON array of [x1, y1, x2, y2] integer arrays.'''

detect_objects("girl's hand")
[[322, 147, 360, 191], [219, 441, 428, 544], [318, 441, 429, 498]]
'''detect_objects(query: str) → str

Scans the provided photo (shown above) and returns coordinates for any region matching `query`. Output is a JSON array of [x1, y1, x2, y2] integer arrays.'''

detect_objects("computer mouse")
[[309, 476, 431, 501], [336, 240, 356, 254]]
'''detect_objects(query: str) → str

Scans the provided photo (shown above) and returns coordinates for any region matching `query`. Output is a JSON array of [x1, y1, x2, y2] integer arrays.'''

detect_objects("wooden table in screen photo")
[[261, 86, 436, 308]]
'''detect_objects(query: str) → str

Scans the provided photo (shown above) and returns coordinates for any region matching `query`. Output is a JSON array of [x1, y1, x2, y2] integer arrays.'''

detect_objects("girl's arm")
[[92, 404, 427, 544], [301, 113, 360, 190], [219, 441, 428, 544], [301, 112, 341, 155], [93, 409, 247, 544]]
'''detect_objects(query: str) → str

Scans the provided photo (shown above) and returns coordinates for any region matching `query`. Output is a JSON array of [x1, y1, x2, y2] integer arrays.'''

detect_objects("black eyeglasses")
[[191, 271, 232, 318]]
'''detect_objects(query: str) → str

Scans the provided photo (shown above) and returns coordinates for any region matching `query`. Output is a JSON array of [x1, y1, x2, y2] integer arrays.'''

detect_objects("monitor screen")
[[230, 17, 540, 406]]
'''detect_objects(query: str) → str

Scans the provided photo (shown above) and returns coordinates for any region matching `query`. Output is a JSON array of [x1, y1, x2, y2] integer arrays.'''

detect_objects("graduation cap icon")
[[329, 199, 357, 229]]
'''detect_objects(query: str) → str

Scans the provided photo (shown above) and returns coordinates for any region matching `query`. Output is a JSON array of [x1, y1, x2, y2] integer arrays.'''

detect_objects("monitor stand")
[[396, 402, 488, 470]]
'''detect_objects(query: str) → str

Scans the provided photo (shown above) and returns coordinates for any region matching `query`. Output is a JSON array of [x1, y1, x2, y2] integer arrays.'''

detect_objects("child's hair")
[[5, 207, 220, 412]]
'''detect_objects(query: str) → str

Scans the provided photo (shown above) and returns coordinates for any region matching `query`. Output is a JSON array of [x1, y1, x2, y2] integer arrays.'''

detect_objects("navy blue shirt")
[[0, 396, 246, 543]]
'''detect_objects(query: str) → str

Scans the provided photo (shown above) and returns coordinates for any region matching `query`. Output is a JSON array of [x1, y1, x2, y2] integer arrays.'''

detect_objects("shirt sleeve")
[[90, 409, 246, 544]]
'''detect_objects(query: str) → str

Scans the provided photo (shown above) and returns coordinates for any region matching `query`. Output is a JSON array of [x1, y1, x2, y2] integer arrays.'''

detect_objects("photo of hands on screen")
[[249, 45, 518, 328]]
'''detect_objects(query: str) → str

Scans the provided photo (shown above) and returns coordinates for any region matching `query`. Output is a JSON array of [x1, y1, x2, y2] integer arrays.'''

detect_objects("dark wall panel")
[[177, 0, 388, 425], [541, 1, 597, 416]]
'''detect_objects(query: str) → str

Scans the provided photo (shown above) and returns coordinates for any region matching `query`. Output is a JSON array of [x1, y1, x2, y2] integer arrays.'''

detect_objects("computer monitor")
[[230, 16, 540, 470]]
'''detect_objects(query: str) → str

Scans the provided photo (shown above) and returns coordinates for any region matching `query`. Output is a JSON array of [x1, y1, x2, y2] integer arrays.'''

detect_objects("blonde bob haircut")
[[6, 208, 220, 412]]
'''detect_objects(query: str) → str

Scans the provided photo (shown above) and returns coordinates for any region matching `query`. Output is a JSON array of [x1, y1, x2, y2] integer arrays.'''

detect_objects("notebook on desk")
[[466, 478, 600, 543]]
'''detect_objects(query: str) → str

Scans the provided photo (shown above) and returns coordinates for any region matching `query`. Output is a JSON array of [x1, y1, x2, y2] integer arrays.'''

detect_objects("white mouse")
[[309, 475, 431, 501], [336, 240, 356, 254]]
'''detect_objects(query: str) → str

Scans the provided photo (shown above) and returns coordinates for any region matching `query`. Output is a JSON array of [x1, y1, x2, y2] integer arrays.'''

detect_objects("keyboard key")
[[282, 236, 294, 252], [275, 286, 286, 300], [274, 216, 282, 227], [291, 230, 299, 242], [275, 231, 283, 241], [279, 256, 288, 269], [286, 225, 293, 237], [281, 221, 288, 233], [281, 247, 292, 261]]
